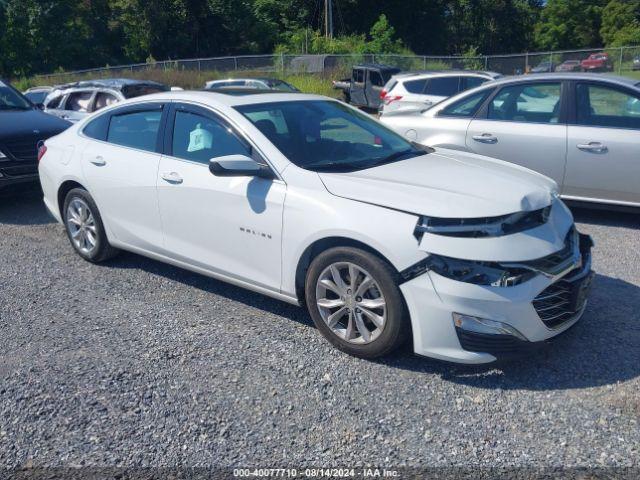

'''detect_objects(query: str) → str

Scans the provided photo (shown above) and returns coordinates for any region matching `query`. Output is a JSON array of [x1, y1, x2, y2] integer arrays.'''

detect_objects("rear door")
[[350, 68, 366, 106], [564, 81, 640, 205], [81, 103, 166, 250], [466, 80, 568, 187]]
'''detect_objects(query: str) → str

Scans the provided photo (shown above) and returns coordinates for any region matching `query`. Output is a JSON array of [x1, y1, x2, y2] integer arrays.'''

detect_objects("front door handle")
[[577, 142, 608, 153], [472, 133, 498, 144], [90, 156, 106, 166], [161, 172, 183, 184]]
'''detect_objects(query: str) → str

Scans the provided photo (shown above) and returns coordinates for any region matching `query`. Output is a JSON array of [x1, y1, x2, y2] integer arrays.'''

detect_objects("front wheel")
[[63, 188, 119, 263], [305, 247, 410, 358]]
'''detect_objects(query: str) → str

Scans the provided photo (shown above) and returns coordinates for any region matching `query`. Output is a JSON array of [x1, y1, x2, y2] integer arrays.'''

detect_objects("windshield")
[[0, 81, 32, 110], [24, 91, 49, 105], [266, 80, 299, 92], [235, 100, 427, 172]]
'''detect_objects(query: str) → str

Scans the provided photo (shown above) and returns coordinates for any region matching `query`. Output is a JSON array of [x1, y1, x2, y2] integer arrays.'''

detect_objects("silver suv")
[[379, 71, 502, 116], [44, 78, 169, 123]]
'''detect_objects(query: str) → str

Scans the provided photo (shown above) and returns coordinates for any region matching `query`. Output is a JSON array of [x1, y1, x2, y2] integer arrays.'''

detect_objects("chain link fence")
[[35, 46, 640, 83]]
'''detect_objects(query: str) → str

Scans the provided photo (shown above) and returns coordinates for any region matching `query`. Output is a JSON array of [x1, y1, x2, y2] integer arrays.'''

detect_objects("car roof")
[[54, 78, 167, 90], [115, 90, 329, 108], [392, 70, 501, 81], [488, 72, 640, 88], [353, 63, 401, 71]]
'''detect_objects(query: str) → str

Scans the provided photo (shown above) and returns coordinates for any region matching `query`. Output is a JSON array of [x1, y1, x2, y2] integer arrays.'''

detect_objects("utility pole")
[[325, 0, 333, 39]]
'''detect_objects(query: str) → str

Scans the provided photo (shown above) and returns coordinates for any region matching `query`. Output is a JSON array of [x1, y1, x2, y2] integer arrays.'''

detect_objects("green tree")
[[534, 0, 607, 50], [600, 0, 640, 47]]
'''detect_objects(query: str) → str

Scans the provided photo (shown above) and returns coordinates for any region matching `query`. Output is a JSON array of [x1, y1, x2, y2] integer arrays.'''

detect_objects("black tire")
[[305, 247, 410, 359], [62, 188, 119, 263]]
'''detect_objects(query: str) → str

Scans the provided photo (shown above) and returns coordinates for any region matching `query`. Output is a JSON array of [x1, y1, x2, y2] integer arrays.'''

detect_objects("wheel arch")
[[294, 236, 399, 306], [57, 179, 87, 219]]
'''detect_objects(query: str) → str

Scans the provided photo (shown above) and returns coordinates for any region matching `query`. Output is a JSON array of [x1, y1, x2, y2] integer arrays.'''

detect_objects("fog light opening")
[[453, 313, 527, 341]]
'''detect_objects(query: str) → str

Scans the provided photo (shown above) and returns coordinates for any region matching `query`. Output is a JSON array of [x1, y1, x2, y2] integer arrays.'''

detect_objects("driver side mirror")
[[209, 154, 276, 180]]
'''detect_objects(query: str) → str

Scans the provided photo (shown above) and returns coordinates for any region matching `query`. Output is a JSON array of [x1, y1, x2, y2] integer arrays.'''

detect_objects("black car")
[[0, 79, 70, 191]]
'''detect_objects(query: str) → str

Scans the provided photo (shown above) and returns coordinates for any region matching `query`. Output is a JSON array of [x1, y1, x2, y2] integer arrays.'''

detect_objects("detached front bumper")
[[400, 233, 594, 364]]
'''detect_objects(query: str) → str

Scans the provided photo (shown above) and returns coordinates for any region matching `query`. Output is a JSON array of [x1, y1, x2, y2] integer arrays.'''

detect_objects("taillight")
[[379, 89, 387, 100], [37, 143, 47, 162], [383, 95, 403, 105]]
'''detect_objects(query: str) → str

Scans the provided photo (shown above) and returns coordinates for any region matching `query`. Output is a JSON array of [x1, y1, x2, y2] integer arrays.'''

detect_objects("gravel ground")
[[0, 187, 639, 472]]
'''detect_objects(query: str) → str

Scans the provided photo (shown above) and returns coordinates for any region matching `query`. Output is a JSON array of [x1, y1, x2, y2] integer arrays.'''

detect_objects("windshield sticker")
[[188, 123, 213, 152]]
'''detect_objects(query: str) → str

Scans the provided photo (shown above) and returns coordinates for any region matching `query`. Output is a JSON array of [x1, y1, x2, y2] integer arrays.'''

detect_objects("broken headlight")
[[401, 254, 536, 287], [414, 206, 551, 240]]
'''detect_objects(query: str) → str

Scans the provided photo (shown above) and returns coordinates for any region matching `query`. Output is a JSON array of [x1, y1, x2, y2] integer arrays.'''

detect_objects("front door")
[[156, 103, 285, 291], [564, 82, 640, 205], [466, 81, 568, 188]]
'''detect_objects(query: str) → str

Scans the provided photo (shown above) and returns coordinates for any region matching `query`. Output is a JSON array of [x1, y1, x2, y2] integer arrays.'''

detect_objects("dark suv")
[[0, 79, 70, 191]]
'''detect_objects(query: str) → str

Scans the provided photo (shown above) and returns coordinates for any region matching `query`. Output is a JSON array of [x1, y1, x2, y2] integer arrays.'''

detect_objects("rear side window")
[[404, 79, 427, 94], [171, 110, 249, 164], [83, 114, 110, 141], [107, 109, 162, 152], [439, 90, 491, 117], [425, 77, 460, 97], [65, 92, 93, 112], [576, 83, 640, 129]]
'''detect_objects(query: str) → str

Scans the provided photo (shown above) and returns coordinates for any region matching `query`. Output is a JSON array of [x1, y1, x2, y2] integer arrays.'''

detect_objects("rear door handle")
[[472, 133, 498, 144], [161, 172, 183, 184], [90, 156, 106, 166], [577, 142, 608, 153]]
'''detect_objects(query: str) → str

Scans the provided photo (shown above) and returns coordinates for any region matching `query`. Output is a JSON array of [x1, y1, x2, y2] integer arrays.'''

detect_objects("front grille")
[[3, 137, 39, 162], [533, 279, 577, 328]]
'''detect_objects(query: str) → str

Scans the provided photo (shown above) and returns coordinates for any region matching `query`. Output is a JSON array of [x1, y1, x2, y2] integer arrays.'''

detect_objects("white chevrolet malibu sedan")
[[38, 90, 594, 364]]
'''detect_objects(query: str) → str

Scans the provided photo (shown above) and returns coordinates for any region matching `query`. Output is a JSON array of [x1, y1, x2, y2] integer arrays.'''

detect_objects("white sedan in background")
[[380, 73, 640, 209], [38, 91, 593, 364]]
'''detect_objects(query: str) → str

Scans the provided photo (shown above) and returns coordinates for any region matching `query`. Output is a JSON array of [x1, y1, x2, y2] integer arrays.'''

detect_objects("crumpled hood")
[[318, 148, 557, 218]]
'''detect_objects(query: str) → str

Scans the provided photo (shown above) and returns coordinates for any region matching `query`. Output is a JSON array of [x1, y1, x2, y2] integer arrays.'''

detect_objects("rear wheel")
[[305, 247, 409, 358], [63, 188, 119, 263]]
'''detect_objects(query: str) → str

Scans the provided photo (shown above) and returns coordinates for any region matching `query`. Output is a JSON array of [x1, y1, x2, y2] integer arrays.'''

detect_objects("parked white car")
[[379, 71, 501, 116], [38, 91, 593, 364], [44, 78, 169, 123], [204, 77, 299, 92], [380, 73, 640, 208]]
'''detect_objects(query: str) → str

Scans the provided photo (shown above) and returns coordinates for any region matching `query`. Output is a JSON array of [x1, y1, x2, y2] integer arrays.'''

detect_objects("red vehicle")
[[580, 52, 613, 72]]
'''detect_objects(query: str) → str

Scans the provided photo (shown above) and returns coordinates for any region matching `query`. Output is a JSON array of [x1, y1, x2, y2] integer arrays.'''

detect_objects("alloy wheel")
[[66, 198, 98, 255], [315, 262, 386, 344]]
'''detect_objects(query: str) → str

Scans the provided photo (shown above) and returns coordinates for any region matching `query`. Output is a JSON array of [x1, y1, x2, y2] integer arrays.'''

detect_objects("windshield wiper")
[[368, 148, 423, 168]]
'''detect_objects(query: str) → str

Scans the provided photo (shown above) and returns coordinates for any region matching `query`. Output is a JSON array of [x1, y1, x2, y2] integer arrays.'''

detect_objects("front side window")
[[439, 90, 492, 117], [236, 100, 427, 172], [107, 109, 162, 152], [488, 82, 561, 123], [576, 83, 640, 129], [425, 77, 460, 97], [171, 110, 249, 164], [353, 70, 364, 84], [65, 91, 93, 112]]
